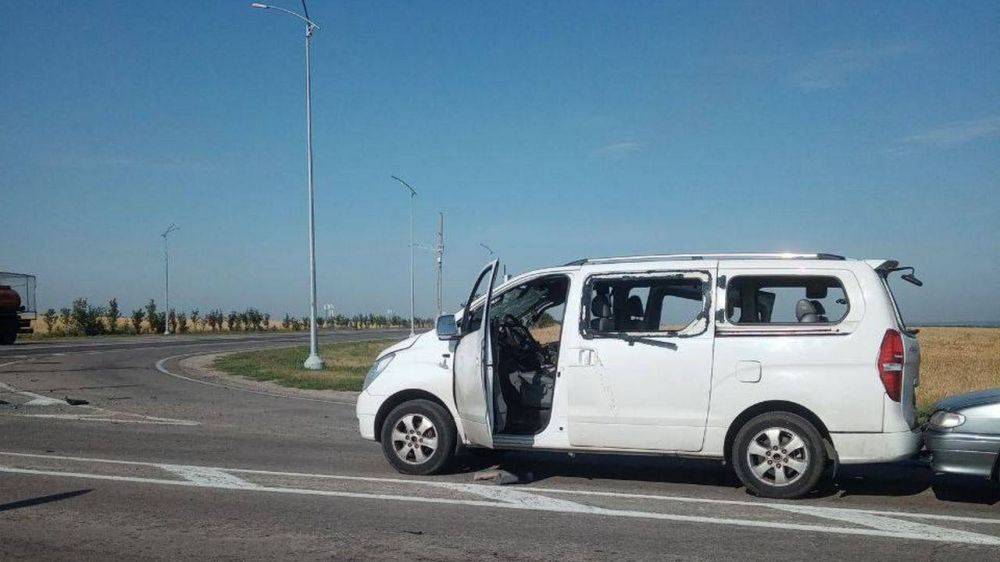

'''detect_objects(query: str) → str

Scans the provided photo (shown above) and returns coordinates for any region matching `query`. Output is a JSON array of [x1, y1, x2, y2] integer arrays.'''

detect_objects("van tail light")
[[878, 329, 904, 402]]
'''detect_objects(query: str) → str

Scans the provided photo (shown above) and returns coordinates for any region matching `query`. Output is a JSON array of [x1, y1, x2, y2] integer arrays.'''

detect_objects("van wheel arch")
[[374, 390, 454, 445], [723, 401, 833, 465]]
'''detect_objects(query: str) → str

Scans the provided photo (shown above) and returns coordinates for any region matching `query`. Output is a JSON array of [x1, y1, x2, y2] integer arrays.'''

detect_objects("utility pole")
[[161, 223, 179, 335], [435, 212, 444, 317]]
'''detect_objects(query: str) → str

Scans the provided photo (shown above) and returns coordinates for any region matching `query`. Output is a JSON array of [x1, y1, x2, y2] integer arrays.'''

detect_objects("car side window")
[[725, 275, 849, 324], [583, 274, 708, 336]]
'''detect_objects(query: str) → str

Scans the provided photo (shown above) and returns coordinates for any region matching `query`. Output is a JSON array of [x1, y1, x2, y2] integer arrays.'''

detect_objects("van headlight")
[[928, 411, 966, 429], [363, 353, 395, 390]]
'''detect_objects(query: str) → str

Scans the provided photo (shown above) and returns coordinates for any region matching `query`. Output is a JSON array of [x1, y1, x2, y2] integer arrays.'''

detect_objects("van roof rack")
[[564, 252, 846, 266]]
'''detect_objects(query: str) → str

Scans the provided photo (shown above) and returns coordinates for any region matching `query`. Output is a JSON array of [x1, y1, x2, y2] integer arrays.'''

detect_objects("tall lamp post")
[[480, 242, 507, 279], [391, 175, 418, 337], [435, 212, 444, 317], [161, 223, 179, 335], [251, 1, 324, 369]]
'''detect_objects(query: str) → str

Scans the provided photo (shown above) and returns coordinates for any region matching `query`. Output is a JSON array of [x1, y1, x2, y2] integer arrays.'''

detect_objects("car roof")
[[563, 252, 850, 266]]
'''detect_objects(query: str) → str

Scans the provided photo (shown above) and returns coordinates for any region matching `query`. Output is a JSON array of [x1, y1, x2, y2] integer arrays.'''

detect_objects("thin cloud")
[[901, 116, 1000, 147], [793, 44, 911, 91], [594, 141, 642, 158]]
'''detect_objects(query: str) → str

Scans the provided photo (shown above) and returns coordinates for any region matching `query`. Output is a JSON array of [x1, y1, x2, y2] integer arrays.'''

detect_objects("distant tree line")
[[36, 298, 431, 337]]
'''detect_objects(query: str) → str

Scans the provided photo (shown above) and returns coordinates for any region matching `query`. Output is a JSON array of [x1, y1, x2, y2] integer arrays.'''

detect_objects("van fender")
[[722, 400, 834, 465]]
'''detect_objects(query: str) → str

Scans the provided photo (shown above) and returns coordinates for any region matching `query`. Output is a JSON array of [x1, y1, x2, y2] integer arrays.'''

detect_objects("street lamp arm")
[[251, 3, 320, 30], [390, 175, 418, 196]]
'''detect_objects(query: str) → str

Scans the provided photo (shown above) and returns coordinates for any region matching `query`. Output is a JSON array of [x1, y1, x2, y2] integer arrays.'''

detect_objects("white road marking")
[[24, 397, 68, 406], [0, 451, 998, 546], [0, 383, 199, 426], [0, 382, 67, 406], [1, 464, 997, 545], [528, 485, 1000, 525], [433, 481, 601, 512], [769, 503, 1000, 546], [20, 413, 199, 426], [162, 465, 259, 488]]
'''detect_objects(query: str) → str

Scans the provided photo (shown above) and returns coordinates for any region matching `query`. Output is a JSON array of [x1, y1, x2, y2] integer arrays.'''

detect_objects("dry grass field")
[[915, 326, 999, 411]]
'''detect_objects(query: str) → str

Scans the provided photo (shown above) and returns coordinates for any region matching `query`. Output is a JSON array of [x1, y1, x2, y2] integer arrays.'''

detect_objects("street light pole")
[[480, 242, 507, 280], [391, 175, 417, 337], [251, 1, 324, 370], [161, 224, 179, 335], [435, 212, 444, 317]]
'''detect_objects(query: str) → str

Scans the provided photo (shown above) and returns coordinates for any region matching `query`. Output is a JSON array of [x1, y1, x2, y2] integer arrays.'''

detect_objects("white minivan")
[[356, 253, 923, 498]]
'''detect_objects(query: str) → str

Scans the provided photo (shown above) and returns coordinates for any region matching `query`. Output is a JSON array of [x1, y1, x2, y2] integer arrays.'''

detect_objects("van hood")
[[375, 331, 430, 360], [935, 387, 1000, 412]]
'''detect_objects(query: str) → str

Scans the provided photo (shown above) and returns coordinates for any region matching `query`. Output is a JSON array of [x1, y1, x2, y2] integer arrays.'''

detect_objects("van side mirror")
[[436, 314, 460, 340], [901, 273, 923, 287]]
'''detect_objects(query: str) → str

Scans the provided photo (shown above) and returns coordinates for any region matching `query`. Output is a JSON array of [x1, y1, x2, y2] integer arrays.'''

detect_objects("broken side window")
[[584, 274, 708, 336]]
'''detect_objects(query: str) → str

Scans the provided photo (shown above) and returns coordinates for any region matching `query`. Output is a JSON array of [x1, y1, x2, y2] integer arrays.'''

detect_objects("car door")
[[564, 267, 715, 452], [453, 260, 499, 448]]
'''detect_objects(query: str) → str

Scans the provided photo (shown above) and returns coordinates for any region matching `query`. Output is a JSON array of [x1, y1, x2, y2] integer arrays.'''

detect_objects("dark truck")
[[0, 272, 36, 344]]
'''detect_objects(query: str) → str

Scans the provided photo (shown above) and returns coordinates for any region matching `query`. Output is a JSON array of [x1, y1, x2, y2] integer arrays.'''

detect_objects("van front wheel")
[[732, 412, 827, 499], [380, 399, 457, 475]]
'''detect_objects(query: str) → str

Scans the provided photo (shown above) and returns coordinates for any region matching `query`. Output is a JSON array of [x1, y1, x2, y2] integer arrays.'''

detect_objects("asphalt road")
[[1, 332, 998, 560]]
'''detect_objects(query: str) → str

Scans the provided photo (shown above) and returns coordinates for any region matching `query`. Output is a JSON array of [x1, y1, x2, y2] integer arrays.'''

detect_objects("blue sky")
[[2, 1, 998, 323]]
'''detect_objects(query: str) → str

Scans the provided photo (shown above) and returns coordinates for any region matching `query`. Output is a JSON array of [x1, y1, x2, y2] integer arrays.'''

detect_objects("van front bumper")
[[355, 390, 379, 441], [832, 428, 923, 464]]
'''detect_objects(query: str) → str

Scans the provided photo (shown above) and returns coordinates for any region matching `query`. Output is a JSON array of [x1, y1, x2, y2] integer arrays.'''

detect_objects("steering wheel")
[[498, 314, 543, 370]]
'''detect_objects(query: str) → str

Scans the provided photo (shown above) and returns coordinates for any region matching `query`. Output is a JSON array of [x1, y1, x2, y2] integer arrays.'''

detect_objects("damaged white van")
[[356, 253, 923, 498]]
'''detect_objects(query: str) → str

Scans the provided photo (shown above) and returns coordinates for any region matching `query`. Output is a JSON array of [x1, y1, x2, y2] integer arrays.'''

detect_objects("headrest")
[[795, 299, 818, 321], [809, 300, 826, 315], [627, 295, 644, 317], [591, 294, 612, 318]]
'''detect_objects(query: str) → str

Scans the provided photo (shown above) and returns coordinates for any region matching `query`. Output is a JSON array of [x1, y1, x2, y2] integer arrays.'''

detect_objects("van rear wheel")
[[732, 412, 827, 499], [380, 399, 457, 475]]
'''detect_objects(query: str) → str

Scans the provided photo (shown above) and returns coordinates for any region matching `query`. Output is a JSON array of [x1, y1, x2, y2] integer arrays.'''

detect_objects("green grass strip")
[[213, 339, 397, 391]]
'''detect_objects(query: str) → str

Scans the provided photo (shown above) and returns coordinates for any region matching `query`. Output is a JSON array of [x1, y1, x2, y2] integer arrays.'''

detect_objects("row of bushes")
[[36, 298, 433, 337]]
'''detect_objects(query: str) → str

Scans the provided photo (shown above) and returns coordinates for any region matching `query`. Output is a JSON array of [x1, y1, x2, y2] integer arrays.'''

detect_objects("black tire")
[[0, 328, 15, 345], [380, 399, 457, 475], [732, 411, 828, 499]]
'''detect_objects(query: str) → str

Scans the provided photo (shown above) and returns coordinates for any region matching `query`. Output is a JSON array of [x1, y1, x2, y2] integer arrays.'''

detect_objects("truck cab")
[[0, 272, 36, 345]]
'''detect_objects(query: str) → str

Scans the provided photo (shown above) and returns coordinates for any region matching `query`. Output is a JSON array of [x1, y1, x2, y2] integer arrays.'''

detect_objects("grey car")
[[924, 387, 1000, 480]]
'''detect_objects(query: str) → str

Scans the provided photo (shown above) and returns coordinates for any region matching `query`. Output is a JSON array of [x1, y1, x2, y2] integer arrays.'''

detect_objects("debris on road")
[[473, 467, 535, 485]]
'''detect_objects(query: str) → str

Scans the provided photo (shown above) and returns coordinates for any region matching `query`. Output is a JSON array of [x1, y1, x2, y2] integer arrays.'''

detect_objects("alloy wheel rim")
[[391, 413, 438, 465], [746, 426, 810, 487]]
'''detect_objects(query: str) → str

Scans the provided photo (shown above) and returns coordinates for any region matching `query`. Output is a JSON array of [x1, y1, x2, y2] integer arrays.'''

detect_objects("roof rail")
[[564, 253, 846, 266]]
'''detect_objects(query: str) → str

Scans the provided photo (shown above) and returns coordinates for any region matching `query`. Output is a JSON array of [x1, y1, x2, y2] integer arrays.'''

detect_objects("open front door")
[[453, 260, 499, 448]]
